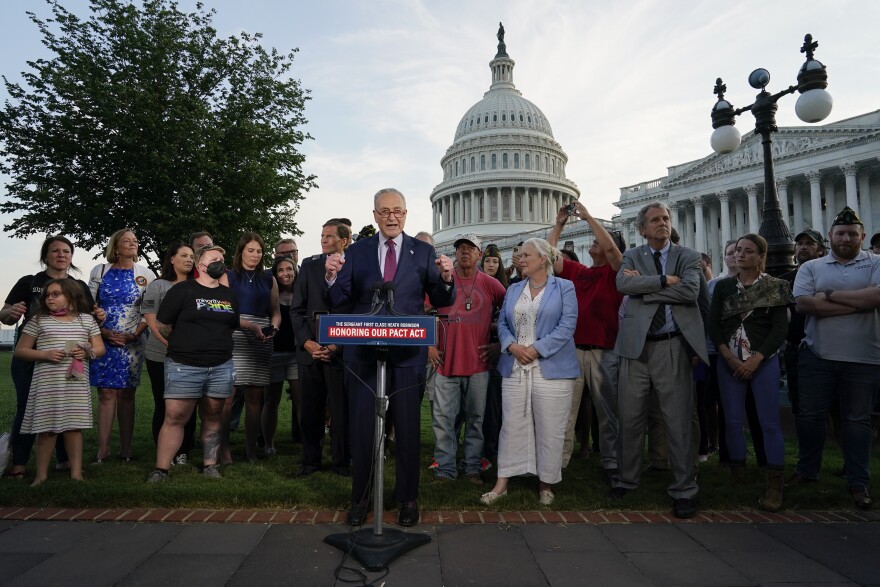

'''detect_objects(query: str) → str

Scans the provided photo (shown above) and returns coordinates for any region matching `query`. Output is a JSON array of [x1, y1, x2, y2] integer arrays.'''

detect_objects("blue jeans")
[[796, 346, 876, 488], [164, 359, 235, 399], [431, 372, 489, 479], [716, 354, 785, 467]]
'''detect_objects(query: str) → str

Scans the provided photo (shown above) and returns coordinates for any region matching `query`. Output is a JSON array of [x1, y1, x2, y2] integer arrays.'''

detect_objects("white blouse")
[[512, 285, 544, 373]]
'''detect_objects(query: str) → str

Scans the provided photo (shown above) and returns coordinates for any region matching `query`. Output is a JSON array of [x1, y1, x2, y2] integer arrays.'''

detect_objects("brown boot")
[[729, 460, 747, 486], [760, 468, 785, 512]]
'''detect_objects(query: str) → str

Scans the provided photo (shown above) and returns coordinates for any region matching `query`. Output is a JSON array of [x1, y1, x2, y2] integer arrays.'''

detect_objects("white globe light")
[[795, 88, 833, 123], [710, 125, 741, 154]]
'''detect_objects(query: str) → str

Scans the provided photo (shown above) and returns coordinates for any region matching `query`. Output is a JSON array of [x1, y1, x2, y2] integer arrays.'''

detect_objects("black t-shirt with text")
[[5, 271, 95, 336], [157, 280, 240, 367]]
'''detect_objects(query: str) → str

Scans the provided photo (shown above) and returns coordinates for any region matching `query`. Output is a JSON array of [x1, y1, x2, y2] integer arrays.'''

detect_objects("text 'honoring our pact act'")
[[327, 326, 427, 339]]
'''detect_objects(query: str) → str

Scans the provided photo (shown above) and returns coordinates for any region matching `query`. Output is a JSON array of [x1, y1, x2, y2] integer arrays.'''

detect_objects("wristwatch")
[[824, 289, 834, 301]]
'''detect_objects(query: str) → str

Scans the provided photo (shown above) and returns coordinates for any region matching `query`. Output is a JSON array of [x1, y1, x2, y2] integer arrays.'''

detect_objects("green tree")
[[0, 0, 315, 271]]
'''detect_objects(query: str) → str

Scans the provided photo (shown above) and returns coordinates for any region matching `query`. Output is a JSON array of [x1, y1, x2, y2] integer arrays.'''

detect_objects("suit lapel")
[[394, 233, 415, 284], [362, 234, 382, 282], [537, 276, 558, 328], [638, 245, 657, 275]]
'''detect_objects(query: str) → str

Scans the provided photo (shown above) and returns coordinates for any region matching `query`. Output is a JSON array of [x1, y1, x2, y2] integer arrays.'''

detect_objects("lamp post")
[[709, 34, 832, 276]]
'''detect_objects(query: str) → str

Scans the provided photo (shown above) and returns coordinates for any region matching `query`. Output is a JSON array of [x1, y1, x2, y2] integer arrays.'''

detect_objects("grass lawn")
[[0, 351, 876, 512]]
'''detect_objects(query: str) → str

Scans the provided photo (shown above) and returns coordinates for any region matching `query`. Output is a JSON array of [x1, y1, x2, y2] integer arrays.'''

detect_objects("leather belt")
[[576, 344, 607, 351], [645, 331, 682, 342]]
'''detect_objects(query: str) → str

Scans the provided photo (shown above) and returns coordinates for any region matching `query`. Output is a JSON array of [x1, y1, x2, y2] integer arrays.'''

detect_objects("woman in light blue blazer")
[[481, 238, 578, 507]]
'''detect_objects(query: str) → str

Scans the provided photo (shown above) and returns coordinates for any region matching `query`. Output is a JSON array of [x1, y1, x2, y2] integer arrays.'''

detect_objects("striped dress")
[[21, 314, 100, 434]]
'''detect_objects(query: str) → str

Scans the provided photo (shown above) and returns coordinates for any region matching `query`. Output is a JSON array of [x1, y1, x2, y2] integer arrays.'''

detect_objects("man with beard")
[[790, 207, 880, 509], [780, 229, 826, 416]]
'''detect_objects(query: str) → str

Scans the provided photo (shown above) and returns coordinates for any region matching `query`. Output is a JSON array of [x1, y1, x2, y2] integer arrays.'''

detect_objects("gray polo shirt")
[[141, 278, 175, 362], [793, 250, 880, 364]]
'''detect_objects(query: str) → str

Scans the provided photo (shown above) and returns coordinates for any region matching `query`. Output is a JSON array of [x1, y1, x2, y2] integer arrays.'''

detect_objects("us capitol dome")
[[430, 23, 580, 249]]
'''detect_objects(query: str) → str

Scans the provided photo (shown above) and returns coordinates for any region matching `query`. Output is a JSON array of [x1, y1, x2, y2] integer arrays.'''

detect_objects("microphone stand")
[[324, 292, 430, 571]]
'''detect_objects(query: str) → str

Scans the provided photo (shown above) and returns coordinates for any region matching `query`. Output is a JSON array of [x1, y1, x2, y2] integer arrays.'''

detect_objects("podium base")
[[325, 528, 431, 571]]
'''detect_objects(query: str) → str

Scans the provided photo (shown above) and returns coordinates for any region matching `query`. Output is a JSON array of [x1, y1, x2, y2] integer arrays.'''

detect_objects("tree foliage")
[[0, 0, 316, 271]]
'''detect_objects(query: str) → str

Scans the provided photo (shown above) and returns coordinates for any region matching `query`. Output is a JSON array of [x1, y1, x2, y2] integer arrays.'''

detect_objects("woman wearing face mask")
[[219, 232, 281, 463], [1, 236, 101, 480], [142, 243, 196, 464], [147, 245, 240, 482], [88, 229, 154, 463]]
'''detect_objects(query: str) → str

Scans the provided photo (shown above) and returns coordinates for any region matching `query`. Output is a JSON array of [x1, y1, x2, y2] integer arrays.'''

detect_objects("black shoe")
[[296, 465, 319, 477], [398, 501, 419, 527], [607, 486, 628, 500], [673, 498, 698, 519], [347, 502, 368, 526], [850, 486, 873, 510]]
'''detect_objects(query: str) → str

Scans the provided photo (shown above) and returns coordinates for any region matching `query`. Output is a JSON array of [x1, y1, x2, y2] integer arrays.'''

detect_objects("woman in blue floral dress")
[[88, 229, 154, 462]]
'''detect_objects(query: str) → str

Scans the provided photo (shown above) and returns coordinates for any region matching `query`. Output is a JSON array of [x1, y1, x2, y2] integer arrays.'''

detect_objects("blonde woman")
[[88, 229, 154, 462], [481, 238, 577, 506]]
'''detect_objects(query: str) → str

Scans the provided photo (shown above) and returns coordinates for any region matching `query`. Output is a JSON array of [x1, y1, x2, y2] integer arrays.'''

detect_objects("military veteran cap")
[[831, 206, 863, 227], [482, 243, 502, 260], [794, 228, 824, 245]]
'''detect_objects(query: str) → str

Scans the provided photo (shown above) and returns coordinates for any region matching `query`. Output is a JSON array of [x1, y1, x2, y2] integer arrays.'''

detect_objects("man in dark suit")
[[325, 188, 455, 527], [291, 219, 352, 477], [610, 201, 709, 519]]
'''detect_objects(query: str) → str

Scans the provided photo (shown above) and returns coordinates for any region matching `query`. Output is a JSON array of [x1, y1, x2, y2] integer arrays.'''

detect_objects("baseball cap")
[[454, 233, 482, 250], [793, 228, 824, 245]]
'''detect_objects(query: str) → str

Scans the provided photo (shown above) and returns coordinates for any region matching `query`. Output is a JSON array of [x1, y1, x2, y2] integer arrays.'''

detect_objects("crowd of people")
[[2, 190, 879, 524]]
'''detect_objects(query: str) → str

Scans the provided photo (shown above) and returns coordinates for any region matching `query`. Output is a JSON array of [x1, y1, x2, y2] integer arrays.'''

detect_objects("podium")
[[318, 313, 436, 570]]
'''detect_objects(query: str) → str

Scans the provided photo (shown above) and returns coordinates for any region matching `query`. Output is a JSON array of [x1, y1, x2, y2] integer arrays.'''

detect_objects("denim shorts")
[[164, 358, 235, 400]]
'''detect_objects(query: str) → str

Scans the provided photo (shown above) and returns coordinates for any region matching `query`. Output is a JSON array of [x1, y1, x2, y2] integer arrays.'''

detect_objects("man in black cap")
[[870, 232, 880, 255], [780, 228, 826, 416], [790, 207, 880, 510]]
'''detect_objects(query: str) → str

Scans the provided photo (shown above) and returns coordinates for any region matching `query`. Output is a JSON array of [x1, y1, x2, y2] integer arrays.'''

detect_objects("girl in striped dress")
[[14, 279, 106, 486]]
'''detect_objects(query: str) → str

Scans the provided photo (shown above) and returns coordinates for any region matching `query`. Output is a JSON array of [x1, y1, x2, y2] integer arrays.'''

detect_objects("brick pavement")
[[2, 506, 878, 525]]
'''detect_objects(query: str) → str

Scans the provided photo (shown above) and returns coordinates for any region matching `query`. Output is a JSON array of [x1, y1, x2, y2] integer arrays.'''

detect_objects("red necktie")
[[384, 239, 397, 282]]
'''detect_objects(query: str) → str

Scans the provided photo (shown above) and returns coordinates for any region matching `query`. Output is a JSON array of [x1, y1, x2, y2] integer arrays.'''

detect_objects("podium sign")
[[317, 314, 436, 347]]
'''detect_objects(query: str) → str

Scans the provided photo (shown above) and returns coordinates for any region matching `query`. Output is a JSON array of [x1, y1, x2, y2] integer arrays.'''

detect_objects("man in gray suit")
[[609, 201, 709, 519]]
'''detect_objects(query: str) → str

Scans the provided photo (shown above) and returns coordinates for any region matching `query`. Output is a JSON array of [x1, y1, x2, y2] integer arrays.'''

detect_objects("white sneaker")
[[174, 454, 188, 465], [539, 490, 555, 505]]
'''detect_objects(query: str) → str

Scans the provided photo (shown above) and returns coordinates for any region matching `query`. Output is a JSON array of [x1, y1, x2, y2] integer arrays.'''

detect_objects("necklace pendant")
[[465, 298, 472, 311]]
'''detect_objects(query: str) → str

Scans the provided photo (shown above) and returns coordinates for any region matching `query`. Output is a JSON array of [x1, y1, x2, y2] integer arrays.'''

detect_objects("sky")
[[2, 0, 880, 312]]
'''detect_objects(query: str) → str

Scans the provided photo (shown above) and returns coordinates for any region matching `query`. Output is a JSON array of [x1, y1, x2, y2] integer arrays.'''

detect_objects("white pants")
[[497, 367, 574, 484]]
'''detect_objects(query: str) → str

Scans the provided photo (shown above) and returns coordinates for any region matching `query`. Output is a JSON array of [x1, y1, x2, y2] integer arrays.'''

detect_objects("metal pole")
[[373, 355, 387, 535]]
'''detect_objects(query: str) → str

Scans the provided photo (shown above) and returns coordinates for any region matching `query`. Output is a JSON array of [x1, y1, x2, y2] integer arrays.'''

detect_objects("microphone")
[[368, 280, 385, 314], [383, 281, 396, 314]]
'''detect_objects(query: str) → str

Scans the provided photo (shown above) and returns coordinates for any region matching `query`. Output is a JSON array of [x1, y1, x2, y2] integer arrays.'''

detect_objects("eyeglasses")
[[276, 249, 298, 256], [375, 209, 406, 219]]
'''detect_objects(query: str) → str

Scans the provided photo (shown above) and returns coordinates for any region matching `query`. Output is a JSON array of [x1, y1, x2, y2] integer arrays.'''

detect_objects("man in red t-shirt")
[[548, 202, 625, 479], [430, 234, 507, 483]]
